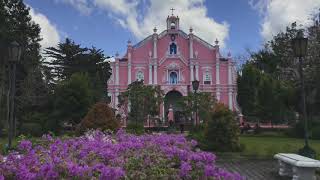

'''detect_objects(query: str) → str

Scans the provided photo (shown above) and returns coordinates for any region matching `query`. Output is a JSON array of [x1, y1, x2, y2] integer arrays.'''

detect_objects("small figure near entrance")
[[168, 104, 174, 127], [180, 123, 184, 133]]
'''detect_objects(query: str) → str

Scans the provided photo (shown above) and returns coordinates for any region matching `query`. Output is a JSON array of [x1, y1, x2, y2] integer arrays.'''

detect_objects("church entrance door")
[[164, 90, 183, 123]]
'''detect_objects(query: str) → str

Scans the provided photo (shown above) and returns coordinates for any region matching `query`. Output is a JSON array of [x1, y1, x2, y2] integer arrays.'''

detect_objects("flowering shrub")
[[0, 130, 243, 180], [76, 102, 120, 135]]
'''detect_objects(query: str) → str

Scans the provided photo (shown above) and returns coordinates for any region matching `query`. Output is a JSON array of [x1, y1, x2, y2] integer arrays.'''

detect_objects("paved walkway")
[[216, 157, 291, 180]]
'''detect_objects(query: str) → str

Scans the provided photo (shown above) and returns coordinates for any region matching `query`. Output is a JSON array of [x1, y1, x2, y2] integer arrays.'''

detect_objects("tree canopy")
[[237, 14, 320, 124], [118, 81, 163, 125]]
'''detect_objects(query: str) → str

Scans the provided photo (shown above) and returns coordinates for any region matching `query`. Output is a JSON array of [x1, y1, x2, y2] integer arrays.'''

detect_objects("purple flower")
[[39, 163, 58, 179], [0, 130, 242, 179], [179, 161, 192, 177], [190, 139, 198, 147], [18, 140, 32, 152], [204, 165, 215, 177]]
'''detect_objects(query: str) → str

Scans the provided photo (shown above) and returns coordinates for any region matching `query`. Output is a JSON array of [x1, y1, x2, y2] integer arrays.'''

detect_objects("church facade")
[[108, 14, 240, 122]]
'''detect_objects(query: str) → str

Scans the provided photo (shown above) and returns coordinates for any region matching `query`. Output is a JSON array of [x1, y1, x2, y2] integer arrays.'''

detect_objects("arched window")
[[170, 71, 178, 84], [204, 71, 211, 85], [136, 71, 144, 81], [170, 43, 177, 55]]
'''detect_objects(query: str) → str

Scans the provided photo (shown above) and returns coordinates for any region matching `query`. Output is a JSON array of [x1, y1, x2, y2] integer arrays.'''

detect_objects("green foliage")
[[53, 73, 93, 126], [20, 123, 43, 137], [44, 39, 111, 102], [188, 104, 241, 152], [286, 117, 320, 140], [118, 81, 163, 124], [76, 102, 120, 135], [311, 126, 320, 140], [0, 0, 48, 137], [178, 92, 216, 123], [204, 103, 241, 152], [238, 58, 297, 124], [238, 15, 320, 124], [126, 123, 145, 135], [0, 0, 113, 137]]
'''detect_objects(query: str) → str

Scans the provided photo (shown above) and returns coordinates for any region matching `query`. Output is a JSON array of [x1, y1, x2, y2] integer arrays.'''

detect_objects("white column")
[[149, 65, 153, 84], [115, 62, 119, 85], [216, 90, 221, 101], [115, 89, 119, 108], [190, 64, 194, 82], [153, 38, 157, 58], [189, 36, 193, 59], [195, 64, 199, 81], [128, 53, 131, 85], [128, 64, 131, 85], [216, 62, 220, 84], [228, 91, 233, 110], [154, 64, 157, 84], [228, 62, 232, 85]]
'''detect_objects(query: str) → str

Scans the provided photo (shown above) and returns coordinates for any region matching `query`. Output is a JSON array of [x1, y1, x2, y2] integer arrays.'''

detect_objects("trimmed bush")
[[311, 126, 320, 140], [76, 102, 120, 135], [20, 123, 43, 137], [204, 103, 241, 152], [126, 122, 144, 135]]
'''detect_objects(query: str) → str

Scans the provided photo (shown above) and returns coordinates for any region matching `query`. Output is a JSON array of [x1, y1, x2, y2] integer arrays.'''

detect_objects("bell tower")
[[166, 8, 179, 30]]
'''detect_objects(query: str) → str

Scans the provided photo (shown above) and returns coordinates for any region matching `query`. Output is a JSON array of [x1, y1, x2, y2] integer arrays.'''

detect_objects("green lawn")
[[239, 136, 320, 159], [2, 134, 320, 160]]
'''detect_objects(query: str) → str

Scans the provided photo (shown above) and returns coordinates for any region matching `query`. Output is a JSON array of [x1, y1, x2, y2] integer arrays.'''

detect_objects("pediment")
[[159, 54, 188, 66]]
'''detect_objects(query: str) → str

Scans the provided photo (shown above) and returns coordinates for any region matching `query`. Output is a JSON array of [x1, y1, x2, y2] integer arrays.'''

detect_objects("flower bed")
[[0, 130, 243, 180]]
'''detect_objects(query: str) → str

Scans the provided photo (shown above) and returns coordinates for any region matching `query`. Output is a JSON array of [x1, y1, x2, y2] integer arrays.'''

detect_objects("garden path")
[[216, 157, 292, 180]]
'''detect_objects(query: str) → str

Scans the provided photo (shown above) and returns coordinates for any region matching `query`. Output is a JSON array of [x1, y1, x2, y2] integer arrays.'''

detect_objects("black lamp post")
[[7, 41, 22, 149], [292, 31, 315, 158], [192, 80, 199, 126]]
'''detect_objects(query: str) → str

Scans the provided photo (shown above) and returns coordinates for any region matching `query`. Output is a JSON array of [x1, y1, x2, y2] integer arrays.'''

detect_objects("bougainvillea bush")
[[0, 130, 243, 180]]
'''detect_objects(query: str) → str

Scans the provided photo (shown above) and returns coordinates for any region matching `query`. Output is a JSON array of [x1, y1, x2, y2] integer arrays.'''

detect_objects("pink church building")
[[108, 14, 240, 123]]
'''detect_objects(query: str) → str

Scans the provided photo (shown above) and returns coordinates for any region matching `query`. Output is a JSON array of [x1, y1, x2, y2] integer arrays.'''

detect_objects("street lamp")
[[292, 31, 316, 158], [7, 41, 22, 149], [192, 80, 199, 126]]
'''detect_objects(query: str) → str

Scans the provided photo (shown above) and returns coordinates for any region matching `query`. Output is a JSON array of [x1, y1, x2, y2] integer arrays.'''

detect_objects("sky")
[[25, 0, 320, 60]]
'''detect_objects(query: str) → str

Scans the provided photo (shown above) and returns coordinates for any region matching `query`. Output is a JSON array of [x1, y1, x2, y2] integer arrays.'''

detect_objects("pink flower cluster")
[[0, 130, 243, 180]]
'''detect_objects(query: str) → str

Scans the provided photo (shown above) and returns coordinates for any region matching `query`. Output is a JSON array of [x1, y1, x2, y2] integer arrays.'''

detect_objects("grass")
[[2, 132, 320, 160], [238, 136, 320, 159]]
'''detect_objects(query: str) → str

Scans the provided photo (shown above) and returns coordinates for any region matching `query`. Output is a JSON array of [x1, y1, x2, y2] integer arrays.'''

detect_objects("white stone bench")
[[274, 153, 320, 180]]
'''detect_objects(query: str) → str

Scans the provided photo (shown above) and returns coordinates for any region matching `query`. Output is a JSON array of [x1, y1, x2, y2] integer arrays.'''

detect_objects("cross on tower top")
[[170, 8, 175, 15]]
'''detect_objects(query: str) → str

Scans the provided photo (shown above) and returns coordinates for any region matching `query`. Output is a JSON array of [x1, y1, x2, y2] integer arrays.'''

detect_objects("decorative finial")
[[127, 40, 131, 45], [153, 27, 157, 33], [215, 38, 219, 45], [189, 27, 193, 33], [227, 51, 231, 57], [170, 8, 175, 16], [115, 52, 119, 57]]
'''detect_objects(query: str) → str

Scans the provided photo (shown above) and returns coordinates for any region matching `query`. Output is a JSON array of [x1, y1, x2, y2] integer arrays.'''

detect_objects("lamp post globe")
[[292, 31, 315, 158], [192, 80, 199, 92]]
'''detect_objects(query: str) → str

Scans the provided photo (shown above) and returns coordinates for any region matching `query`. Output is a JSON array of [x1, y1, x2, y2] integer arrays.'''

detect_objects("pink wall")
[[193, 40, 215, 62]]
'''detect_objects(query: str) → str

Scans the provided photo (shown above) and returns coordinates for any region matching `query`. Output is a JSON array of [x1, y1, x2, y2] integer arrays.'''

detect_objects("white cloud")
[[29, 7, 60, 48], [250, 0, 320, 40], [64, 0, 230, 48], [54, 0, 92, 15]]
